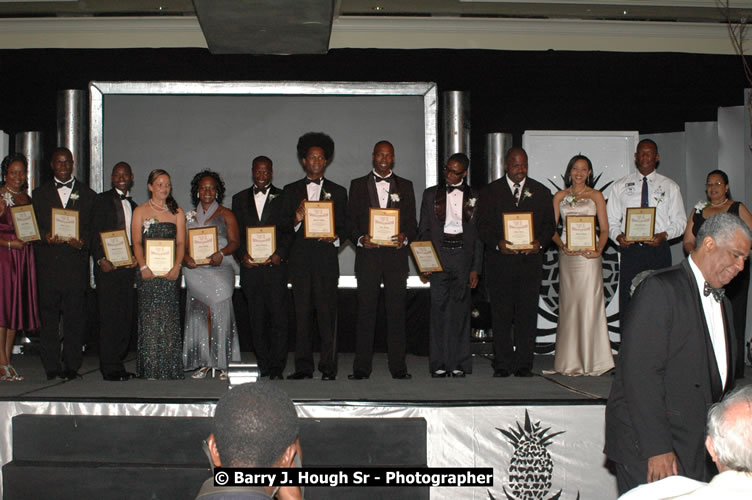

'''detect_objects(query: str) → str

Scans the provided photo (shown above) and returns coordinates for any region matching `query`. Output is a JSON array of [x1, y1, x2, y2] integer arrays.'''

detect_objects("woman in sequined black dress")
[[131, 169, 185, 379]]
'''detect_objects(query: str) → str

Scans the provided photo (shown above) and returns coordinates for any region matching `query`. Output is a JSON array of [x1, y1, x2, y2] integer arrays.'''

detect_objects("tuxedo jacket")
[[605, 259, 736, 481], [32, 178, 96, 290], [417, 184, 483, 274], [91, 188, 137, 264], [232, 185, 292, 263], [477, 175, 554, 270], [281, 177, 347, 276], [347, 173, 417, 274]]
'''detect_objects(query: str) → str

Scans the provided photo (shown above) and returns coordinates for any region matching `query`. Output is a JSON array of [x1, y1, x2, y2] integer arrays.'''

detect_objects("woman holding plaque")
[[0, 154, 40, 381], [182, 170, 241, 380], [132, 169, 185, 379], [683, 169, 752, 377], [548, 155, 614, 376]]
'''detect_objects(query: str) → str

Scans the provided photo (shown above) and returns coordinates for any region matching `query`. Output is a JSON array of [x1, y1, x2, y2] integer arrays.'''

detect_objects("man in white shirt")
[[606, 139, 686, 318], [605, 213, 751, 495]]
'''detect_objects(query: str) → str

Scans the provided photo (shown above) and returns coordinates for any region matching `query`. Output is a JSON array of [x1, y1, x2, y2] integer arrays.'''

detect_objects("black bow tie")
[[253, 185, 269, 195], [56, 180, 73, 189], [373, 173, 391, 184], [447, 184, 465, 193], [704, 282, 725, 303], [118, 193, 132, 201], [305, 178, 322, 185]]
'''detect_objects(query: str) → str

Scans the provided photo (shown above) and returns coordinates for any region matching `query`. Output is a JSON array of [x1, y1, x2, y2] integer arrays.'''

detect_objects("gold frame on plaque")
[[145, 238, 175, 276], [247, 226, 276, 263], [51, 208, 80, 241], [625, 207, 656, 242], [566, 215, 596, 252], [9, 204, 41, 242], [188, 226, 219, 266], [303, 200, 335, 238], [409, 240, 443, 273], [503, 212, 534, 250], [99, 229, 133, 267], [369, 208, 400, 247]]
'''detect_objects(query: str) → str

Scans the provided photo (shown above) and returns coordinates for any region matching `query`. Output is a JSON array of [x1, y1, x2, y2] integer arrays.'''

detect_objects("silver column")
[[56, 89, 89, 185], [486, 132, 513, 183], [14, 132, 44, 194], [441, 91, 470, 181]]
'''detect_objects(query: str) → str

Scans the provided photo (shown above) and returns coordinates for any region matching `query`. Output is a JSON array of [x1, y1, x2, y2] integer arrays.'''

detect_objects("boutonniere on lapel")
[[268, 193, 279, 201], [185, 210, 197, 223], [653, 187, 666, 205], [390, 193, 400, 203], [694, 200, 710, 212], [2, 191, 14, 207], [143, 217, 158, 233], [522, 188, 533, 201], [69, 192, 80, 201], [465, 197, 477, 208], [321, 188, 332, 200]]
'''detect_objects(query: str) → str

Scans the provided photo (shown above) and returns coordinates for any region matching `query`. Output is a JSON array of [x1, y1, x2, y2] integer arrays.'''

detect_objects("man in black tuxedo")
[[605, 213, 750, 495], [346, 141, 417, 380], [91, 162, 138, 381], [477, 147, 554, 378], [232, 156, 292, 381], [417, 153, 482, 378], [32, 147, 96, 380], [282, 132, 347, 381]]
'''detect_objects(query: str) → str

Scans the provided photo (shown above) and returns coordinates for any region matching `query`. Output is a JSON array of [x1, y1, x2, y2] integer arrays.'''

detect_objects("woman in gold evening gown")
[[549, 155, 614, 376]]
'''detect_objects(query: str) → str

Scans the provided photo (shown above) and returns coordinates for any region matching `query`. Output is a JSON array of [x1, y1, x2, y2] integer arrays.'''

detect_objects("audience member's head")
[[208, 382, 300, 468], [705, 385, 752, 473]]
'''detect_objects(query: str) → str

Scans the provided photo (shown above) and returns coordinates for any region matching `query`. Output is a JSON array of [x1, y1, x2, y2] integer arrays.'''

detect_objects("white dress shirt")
[[372, 170, 391, 209], [55, 177, 75, 207], [253, 186, 269, 220], [444, 183, 464, 235], [115, 188, 133, 244], [688, 255, 728, 389], [606, 170, 686, 243], [505, 175, 526, 204]]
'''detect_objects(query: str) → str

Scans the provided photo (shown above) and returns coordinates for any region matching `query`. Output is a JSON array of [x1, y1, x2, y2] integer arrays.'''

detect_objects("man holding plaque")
[[282, 132, 347, 381], [477, 147, 554, 378], [346, 140, 417, 380], [417, 153, 482, 378], [606, 139, 686, 318], [91, 162, 138, 382], [232, 156, 292, 381], [32, 147, 96, 380]]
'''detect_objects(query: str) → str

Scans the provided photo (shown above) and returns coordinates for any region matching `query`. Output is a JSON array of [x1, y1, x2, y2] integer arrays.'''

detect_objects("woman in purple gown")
[[0, 154, 41, 381]]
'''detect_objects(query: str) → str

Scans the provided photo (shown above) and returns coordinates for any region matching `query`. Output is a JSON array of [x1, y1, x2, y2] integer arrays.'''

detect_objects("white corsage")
[[522, 188, 533, 201], [390, 193, 400, 203], [2, 191, 14, 207], [321, 189, 332, 200], [465, 197, 477, 208], [268, 193, 279, 201], [69, 192, 79, 201], [694, 200, 710, 212], [185, 210, 197, 223], [143, 217, 158, 234], [563, 193, 577, 207], [653, 187, 666, 205]]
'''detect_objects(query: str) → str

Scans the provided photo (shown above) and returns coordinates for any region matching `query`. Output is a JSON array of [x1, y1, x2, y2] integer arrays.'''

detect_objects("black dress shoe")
[[431, 371, 448, 378], [451, 370, 466, 378], [63, 369, 82, 381], [514, 367, 534, 377], [392, 372, 412, 380], [321, 373, 336, 381], [347, 372, 369, 380], [46, 370, 61, 381], [102, 371, 134, 381], [286, 371, 313, 380], [269, 372, 284, 380], [493, 369, 511, 378], [259, 370, 271, 378]]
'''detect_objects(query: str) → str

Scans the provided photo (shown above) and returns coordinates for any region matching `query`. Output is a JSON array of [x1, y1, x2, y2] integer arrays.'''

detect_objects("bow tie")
[[56, 180, 73, 189], [704, 282, 725, 302], [118, 193, 132, 201], [253, 185, 269, 195], [305, 177, 322, 185], [372, 173, 391, 184], [447, 184, 465, 193]]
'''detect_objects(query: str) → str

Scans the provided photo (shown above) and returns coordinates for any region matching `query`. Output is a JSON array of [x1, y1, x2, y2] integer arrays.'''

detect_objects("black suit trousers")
[[353, 268, 408, 376], [38, 281, 86, 373], [290, 268, 338, 375], [240, 265, 289, 375], [95, 267, 136, 375]]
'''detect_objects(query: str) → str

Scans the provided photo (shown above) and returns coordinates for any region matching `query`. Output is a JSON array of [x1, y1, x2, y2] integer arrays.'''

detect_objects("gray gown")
[[182, 213, 241, 371]]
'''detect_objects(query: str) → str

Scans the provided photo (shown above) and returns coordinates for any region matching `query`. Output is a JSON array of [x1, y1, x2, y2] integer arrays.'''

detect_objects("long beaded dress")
[[136, 221, 184, 379], [0, 200, 40, 331], [552, 197, 614, 376], [182, 211, 240, 371]]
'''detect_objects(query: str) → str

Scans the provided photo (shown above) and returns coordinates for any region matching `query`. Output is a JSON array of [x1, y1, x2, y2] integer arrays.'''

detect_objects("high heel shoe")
[[7, 365, 22, 381], [191, 367, 210, 379], [0, 365, 14, 381], [218, 370, 228, 381]]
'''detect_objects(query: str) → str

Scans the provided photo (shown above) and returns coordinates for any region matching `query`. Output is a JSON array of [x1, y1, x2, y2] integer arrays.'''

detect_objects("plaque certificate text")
[[304, 201, 335, 238], [188, 226, 218, 266], [410, 241, 443, 273], [100, 229, 133, 267], [369, 208, 400, 246], [51, 208, 79, 241], [9, 205, 41, 242], [625, 207, 656, 241], [145, 238, 175, 276], [503, 212, 534, 250], [247, 226, 276, 263], [566, 215, 596, 251]]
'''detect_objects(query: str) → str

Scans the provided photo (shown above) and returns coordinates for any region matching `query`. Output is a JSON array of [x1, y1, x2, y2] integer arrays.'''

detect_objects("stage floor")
[[0, 352, 612, 404]]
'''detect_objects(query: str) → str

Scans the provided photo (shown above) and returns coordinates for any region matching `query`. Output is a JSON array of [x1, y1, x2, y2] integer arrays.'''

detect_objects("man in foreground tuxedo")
[[282, 132, 347, 381], [346, 141, 417, 380], [477, 147, 554, 378], [33, 147, 96, 380], [232, 156, 291, 381], [605, 213, 751, 495], [91, 162, 137, 381], [418, 153, 482, 378]]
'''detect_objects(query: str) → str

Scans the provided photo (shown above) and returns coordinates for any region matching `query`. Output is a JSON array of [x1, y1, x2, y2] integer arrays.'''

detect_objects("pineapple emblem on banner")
[[488, 410, 579, 500]]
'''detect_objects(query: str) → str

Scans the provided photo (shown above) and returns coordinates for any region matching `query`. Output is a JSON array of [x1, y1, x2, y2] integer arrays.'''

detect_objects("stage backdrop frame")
[[88, 81, 438, 286]]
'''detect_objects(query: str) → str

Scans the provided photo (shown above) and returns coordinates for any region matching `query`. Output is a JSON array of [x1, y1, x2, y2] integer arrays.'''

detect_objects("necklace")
[[3, 186, 22, 195], [569, 187, 587, 197], [149, 199, 168, 212], [710, 199, 729, 208]]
